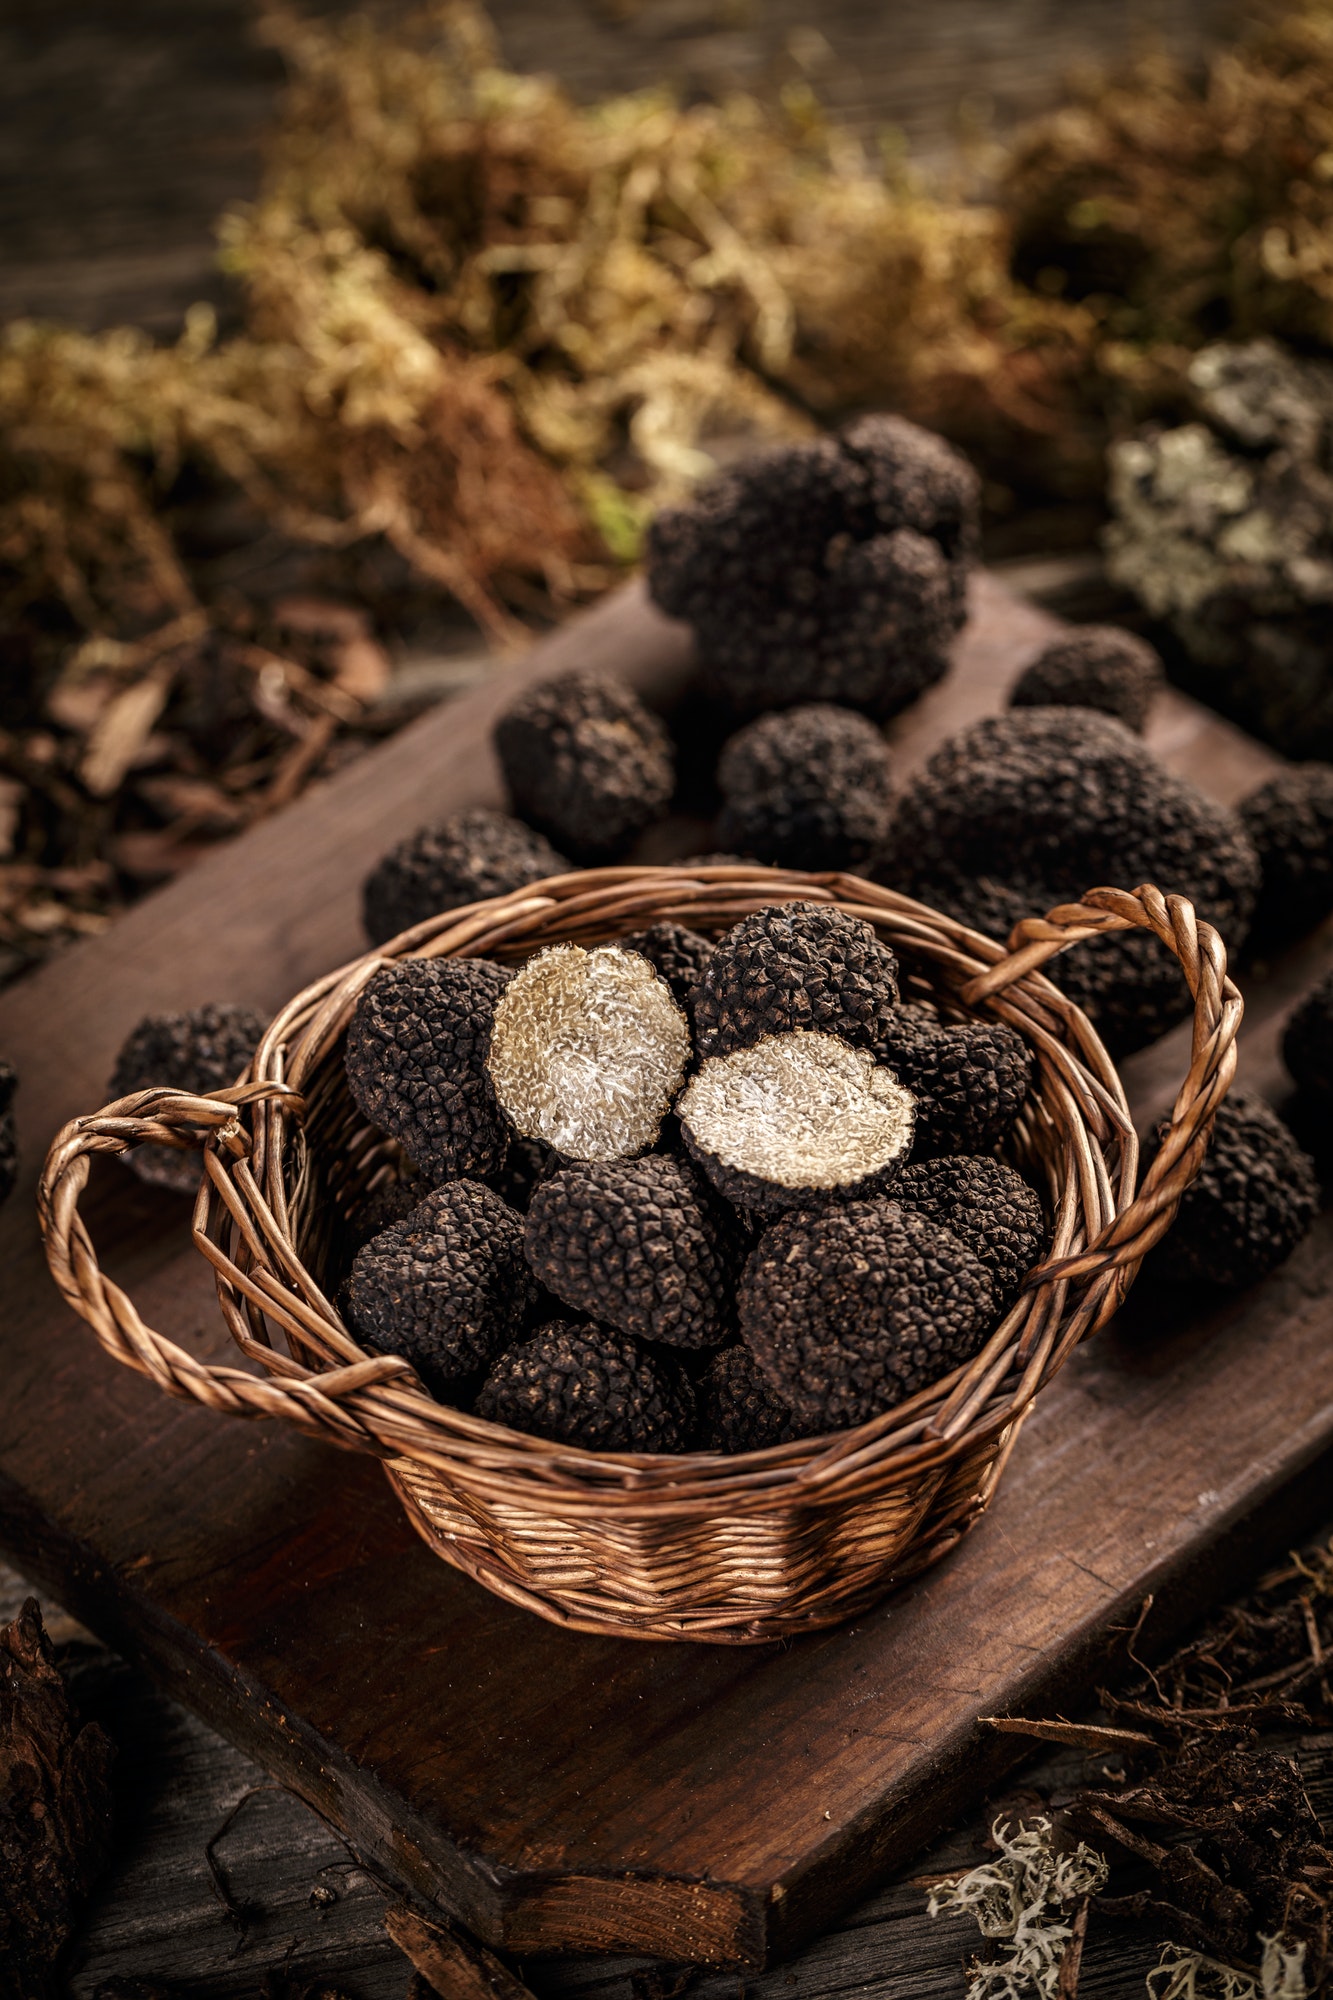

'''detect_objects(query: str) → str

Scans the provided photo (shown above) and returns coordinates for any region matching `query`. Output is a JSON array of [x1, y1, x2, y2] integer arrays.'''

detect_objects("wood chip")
[[384, 1904, 539, 2000], [979, 1716, 1158, 1752]]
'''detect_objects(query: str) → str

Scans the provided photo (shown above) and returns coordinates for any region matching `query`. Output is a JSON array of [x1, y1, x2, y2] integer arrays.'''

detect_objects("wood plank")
[[1, 574, 1330, 1974]]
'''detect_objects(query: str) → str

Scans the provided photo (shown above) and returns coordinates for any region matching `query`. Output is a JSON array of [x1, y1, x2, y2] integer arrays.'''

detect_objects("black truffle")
[[346, 1181, 537, 1391], [692, 903, 900, 1060], [350, 1166, 427, 1253], [1238, 765, 1333, 949], [344, 957, 512, 1184], [878, 708, 1260, 1056], [0, 1060, 16, 1210], [679, 1030, 917, 1216], [646, 416, 977, 720], [493, 671, 675, 862], [1009, 627, 1164, 732], [524, 1155, 745, 1349], [1283, 967, 1333, 1109], [110, 1002, 268, 1192], [738, 1199, 996, 1431], [895, 1156, 1046, 1304], [715, 704, 894, 872], [615, 921, 715, 1010], [476, 1320, 696, 1452], [1147, 1091, 1319, 1290], [876, 1002, 1033, 1158], [698, 1345, 802, 1454], [362, 809, 568, 947]]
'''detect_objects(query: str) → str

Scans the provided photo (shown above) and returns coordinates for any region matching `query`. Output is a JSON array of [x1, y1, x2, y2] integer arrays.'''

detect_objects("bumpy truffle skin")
[[699, 1345, 802, 1454], [878, 708, 1260, 1056], [346, 1181, 537, 1391], [110, 1002, 268, 1192], [895, 1156, 1045, 1304], [739, 1200, 996, 1430], [493, 671, 675, 862], [615, 922, 715, 1009], [524, 1155, 745, 1348], [1010, 628, 1164, 733], [1238, 765, 1333, 949], [0, 1059, 15, 1210], [692, 903, 900, 1059], [715, 704, 894, 872], [646, 417, 976, 721], [1148, 1092, 1319, 1289], [344, 958, 513, 1184], [476, 1320, 696, 1452], [876, 1004, 1033, 1158], [362, 810, 567, 947], [1283, 967, 1333, 1107]]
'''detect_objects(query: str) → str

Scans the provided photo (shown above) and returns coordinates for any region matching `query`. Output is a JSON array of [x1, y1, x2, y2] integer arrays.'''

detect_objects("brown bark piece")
[[0, 1597, 115, 2000], [386, 1902, 539, 2000]]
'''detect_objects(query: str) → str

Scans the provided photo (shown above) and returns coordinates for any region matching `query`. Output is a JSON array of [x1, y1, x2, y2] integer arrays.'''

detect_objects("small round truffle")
[[493, 671, 675, 862], [876, 1004, 1033, 1158], [646, 418, 976, 721], [1238, 765, 1333, 949], [878, 708, 1260, 1056], [615, 921, 715, 1010], [679, 1030, 916, 1215], [476, 1320, 696, 1452], [895, 1156, 1046, 1304], [698, 1345, 802, 1454], [346, 1181, 537, 1392], [1147, 1091, 1319, 1290], [487, 944, 691, 1161], [0, 1059, 15, 1210], [361, 810, 568, 947], [1283, 967, 1333, 1107], [1009, 628, 1164, 732], [692, 903, 900, 1060], [524, 1155, 745, 1348], [344, 958, 513, 1184], [715, 704, 894, 872], [110, 1002, 268, 1192], [739, 1199, 996, 1430]]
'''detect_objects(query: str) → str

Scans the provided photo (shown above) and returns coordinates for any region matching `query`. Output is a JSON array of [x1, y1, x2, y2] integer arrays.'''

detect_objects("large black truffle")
[[738, 1199, 996, 1431], [679, 1031, 917, 1216], [878, 708, 1260, 1055], [346, 1181, 537, 1392], [615, 921, 715, 1010], [476, 1320, 696, 1452], [646, 416, 977, 720], [876, 1002, 1033, 1158], [715, 704, 894, 872], [0, 1060, 15, 1210], [1009, 627, 1164, 733], [1283, 968, 1333, 1110], [698, 1345, 802, 1454], [692, 903, 900, 1059], [362, 809, 568, 947], [110, 1002, 268, 1192], [1147, 1091, 1319, 1290], [493, 671, 675, 862], [525, 1156, 744, 1348], [1238, 765, 1333, 950], [344, 957, 512, 1183], [895, 1156, 1045, 1304]]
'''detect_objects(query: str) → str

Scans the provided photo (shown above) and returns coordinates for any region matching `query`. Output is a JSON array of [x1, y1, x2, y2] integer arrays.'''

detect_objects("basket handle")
[[38, 1081, 417, 1445], [961, 882, 1243, 1285]]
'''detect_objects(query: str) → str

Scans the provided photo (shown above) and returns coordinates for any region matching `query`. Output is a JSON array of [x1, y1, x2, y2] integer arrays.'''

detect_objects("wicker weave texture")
[[39, 866, 1241, 1642]]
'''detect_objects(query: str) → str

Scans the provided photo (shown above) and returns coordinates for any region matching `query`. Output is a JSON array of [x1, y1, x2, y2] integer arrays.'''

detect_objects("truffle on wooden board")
[[1009, 627, 1163, 732], [493, 671, 674, 862], [109, 1002, 268, 1193], [361, 809, 567, 946], [1146, 1092, 1319, 1290], [1238, 765, 1333, 950], [715, 704, 894, 872]]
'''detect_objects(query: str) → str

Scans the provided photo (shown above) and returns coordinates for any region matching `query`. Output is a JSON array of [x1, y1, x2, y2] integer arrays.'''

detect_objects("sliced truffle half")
[[487, 944, 691, 1161], [678, 1029, 915, 1214]]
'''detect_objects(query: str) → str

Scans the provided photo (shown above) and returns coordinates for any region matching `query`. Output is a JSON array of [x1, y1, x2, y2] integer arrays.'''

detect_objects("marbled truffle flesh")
[[476, 1320, 696, 1452]]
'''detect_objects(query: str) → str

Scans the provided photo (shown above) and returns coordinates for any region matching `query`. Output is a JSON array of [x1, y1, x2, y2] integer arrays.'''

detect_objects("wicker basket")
[[39, 866, 1240, 1644]]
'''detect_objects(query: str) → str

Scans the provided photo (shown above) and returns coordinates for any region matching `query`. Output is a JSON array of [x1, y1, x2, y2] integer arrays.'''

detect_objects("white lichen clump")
[[486, 943, 691, 1160], [678, 1030, 915, 1190], [1148, 1939, 1308, 2000], [926, 1816, 1109, 2000]]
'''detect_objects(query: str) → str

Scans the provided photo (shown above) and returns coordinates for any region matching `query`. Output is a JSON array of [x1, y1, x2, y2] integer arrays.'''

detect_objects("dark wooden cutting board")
[[2, 575, 1331, 1973]]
